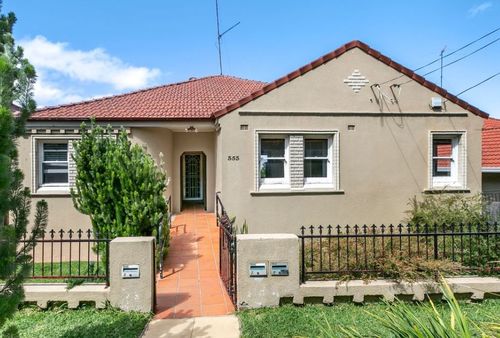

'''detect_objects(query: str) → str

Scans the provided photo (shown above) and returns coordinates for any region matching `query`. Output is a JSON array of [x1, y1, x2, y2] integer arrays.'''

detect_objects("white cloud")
[[468, 2, 492, 16], [20, 35, 160, 90], [33, 72, 84, 107]]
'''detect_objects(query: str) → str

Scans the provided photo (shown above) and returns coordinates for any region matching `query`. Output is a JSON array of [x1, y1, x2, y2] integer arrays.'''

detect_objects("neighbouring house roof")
[[483, 118, 500, 171], [213, 40, 488, 119], [29, 75, 265, 121]]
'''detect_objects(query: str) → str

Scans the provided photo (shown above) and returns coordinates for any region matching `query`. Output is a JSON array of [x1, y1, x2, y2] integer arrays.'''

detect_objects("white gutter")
[[482, 167, 500, 173]]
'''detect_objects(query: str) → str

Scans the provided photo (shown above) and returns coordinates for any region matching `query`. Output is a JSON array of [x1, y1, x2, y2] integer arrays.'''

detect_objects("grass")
[[23, 261, 106, 284], [0, 304, 152, 338], [238, 299, 500, 338]]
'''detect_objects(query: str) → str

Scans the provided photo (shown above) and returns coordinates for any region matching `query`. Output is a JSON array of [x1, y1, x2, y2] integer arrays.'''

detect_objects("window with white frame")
[[259, 136, 289, 187], [38, 141, 69, 188], [304, 136, 333, 186], [430, 133, 464, 188]]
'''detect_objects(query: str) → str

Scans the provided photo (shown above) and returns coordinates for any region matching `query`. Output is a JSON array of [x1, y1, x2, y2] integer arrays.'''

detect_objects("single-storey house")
[[19, 40, 490, 233]]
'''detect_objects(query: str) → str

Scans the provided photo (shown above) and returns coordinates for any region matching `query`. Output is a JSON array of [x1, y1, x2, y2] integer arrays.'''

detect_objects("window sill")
[[423, 188, 471, 194], [251, 189, 345, 196], [32, 187, 71, 196]]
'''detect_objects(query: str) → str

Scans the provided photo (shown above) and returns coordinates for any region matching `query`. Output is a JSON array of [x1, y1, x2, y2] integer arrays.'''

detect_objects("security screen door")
[[183, 154, 203, 201]]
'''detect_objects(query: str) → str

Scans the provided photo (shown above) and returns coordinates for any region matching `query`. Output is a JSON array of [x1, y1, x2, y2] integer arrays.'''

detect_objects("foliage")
[[0, 2, 48, 329], [238, 299, 500, 338], [336, 277, 499, 338], [71, 122, 169, 240], [405, 193, 489, 226], [0, 304, 152, 338]]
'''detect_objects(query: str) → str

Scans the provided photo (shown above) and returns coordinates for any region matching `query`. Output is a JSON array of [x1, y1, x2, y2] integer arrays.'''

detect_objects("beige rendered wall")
[[130, 127, 174, 202], [17, 127, 175, 232], [216, 47, 484, 234], [483, 173, 500, 193], [172, 131, 216, 213]]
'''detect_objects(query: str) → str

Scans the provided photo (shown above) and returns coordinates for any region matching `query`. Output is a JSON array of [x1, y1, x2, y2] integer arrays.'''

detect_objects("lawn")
[[24, 261, 106, 284], [0, 305, 152, 338], [238, 300, 500, 337]]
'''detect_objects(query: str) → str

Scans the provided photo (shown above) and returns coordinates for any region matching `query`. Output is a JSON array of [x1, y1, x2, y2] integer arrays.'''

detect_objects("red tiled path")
[[155, 206, 235, 319]]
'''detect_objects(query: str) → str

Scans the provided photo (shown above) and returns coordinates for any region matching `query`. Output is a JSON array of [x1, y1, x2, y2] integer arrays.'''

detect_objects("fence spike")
[[49, 229, 55, 238], [362, 224, 368, 233], [309, 225, 314, 235], [380, 224, 385, 233], [354, 224, 359, 233], [77, 229, 83, 239], [327, 224, 332, 235], [389, 224, 394, 233], [86, 229, 92, 238], [318, 225, 323, 235], [345, 224, 350, 233], [59, 229, 65, 238], [371, 224, 376, 233], [300, 226, 305, 235], [336, 224, 341, 234]]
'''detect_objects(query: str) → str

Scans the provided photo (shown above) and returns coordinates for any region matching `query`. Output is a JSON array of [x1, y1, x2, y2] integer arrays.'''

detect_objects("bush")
[[405, 193, 489, 226], [71, 122, 169, 253]]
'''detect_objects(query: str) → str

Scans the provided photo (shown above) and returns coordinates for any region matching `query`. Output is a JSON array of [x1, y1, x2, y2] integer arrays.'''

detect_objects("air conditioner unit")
[[431, 97, 443, 109]]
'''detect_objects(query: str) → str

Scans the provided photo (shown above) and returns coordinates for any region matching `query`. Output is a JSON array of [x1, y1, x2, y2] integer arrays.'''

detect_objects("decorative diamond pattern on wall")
[[343, 69, 369, 93]]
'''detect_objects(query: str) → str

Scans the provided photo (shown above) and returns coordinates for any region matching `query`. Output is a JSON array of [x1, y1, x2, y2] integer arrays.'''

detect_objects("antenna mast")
[[215, 0, 240, 75]]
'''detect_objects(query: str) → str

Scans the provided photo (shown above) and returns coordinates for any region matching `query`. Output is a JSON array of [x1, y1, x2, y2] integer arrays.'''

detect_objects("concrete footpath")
[[141, 315, 240, 338]]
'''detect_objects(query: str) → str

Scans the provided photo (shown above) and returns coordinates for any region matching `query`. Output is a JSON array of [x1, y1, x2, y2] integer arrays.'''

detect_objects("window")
[[39, 141, 69, 187], [304, 137, 333, 185], [259, 136, 289, 187], [430, 133, 464, 188]]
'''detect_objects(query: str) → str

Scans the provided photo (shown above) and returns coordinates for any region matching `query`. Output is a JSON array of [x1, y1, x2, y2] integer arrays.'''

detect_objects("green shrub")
[[71, 122, 169, 257], [405, 193, 489, 226]]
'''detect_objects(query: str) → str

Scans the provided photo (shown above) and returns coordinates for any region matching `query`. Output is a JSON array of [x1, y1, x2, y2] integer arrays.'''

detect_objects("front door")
[[182, 154, 203, 202]]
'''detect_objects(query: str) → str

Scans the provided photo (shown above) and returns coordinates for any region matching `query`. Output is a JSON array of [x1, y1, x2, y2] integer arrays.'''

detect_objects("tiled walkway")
[[155, 206, 235, 319]]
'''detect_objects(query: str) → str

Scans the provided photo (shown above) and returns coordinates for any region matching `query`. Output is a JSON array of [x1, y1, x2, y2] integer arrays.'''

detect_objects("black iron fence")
[[21, 229, 110, 285], [216, 192, 237, 305], [299, 223, 500, 282]]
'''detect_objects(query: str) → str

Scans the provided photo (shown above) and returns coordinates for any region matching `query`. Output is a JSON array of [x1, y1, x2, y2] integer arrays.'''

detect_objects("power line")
[[446, 71, 500, 100], [380, 26, 500, 85], [399, 37, 500, 86]]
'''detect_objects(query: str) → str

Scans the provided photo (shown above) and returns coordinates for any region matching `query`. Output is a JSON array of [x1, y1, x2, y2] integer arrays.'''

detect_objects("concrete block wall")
[[236, 233, 500, 309], [17, 237, 156, 313]]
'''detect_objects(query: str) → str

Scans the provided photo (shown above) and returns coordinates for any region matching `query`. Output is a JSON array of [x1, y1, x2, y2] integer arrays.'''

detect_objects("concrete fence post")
[[108, 237, 156, 312], [236, 234, 300, 309]]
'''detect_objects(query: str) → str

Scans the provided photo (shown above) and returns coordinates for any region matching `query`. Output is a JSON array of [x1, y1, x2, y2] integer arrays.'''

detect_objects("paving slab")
[[142, 315, 240, 338]]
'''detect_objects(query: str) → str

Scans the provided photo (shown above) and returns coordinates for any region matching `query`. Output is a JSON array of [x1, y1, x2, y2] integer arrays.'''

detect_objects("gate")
[[216, 192, 237, 305]]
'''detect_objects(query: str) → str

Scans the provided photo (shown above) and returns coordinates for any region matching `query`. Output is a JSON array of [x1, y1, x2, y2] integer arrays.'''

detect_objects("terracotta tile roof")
[[30, 75, 265, 121], [483, 118, 500, 169], [214, 40, 489, 119]]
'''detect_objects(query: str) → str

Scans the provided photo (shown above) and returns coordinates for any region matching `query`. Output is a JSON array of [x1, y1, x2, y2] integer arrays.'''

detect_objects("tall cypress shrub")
[[0, 3, 48, 329], [71, 122, 169, 245]]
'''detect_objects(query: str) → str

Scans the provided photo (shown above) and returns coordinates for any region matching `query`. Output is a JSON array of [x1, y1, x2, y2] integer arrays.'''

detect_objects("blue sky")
[[4, 1, 500, 117]]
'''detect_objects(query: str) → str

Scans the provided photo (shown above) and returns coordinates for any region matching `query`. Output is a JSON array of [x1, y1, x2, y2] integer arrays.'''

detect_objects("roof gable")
[[214, 40, 488, 118]]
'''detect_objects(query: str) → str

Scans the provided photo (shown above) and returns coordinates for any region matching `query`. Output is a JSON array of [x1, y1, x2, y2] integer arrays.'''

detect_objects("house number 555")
[[227, 155, 239, 161]]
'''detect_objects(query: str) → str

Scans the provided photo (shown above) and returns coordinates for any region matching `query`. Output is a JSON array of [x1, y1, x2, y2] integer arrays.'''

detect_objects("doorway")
[[181, 152, 206, 210]]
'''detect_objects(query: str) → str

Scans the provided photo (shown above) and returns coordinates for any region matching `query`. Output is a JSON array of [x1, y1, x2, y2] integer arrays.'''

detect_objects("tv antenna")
[[215, 0, 240, 75]]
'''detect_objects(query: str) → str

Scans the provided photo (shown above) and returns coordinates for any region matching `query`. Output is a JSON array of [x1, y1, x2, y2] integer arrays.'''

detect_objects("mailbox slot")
[[271, 262, 289, 276], [121, 264, 140, 279], [249, 262, 267, 277]]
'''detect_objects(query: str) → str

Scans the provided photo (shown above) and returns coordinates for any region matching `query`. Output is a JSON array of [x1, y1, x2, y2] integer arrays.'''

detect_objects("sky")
[[3, 1, 500, 117]]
